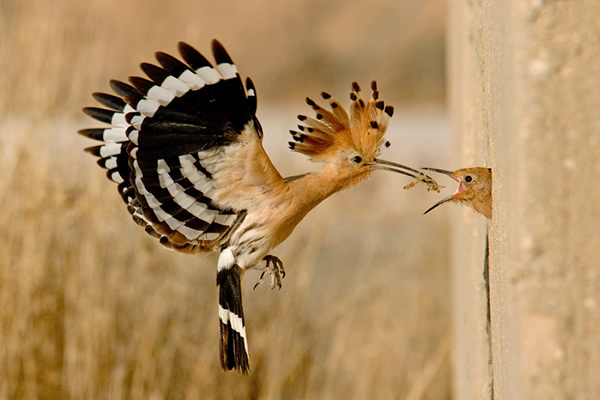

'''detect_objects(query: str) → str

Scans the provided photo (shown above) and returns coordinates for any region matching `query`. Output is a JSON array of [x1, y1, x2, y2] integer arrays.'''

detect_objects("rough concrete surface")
[[449, 0, 600, 399], [447, 0, 495, 398]]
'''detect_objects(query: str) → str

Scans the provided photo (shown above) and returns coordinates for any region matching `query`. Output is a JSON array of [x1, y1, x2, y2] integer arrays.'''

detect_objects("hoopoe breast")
[[220, 196, 295, 270]]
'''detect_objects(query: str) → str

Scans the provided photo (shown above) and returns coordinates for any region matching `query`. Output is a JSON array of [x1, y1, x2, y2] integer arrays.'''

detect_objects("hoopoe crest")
[[79, 40, 433, 374], [291, 82, 393, 165]]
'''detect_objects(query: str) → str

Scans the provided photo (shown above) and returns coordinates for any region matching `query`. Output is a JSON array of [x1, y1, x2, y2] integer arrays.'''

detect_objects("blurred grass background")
[[0, 0, 453, 398]]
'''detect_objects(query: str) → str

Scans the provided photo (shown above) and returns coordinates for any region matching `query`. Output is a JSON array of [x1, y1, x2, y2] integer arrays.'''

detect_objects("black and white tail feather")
[[217, 265, 248, 371], [80, 40, 256, 373]]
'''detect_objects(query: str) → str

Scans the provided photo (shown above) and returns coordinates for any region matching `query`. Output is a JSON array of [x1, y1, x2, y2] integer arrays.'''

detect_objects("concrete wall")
[[449, 0, 600, 399]]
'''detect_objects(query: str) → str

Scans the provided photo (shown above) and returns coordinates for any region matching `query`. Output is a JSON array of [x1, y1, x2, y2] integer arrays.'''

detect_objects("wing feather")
[[80, 40, 285, 252]]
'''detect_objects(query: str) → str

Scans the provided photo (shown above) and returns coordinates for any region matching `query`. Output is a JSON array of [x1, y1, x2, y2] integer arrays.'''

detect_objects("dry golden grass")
[[0, 115, 452, 399], [1, 0, 452, 398]]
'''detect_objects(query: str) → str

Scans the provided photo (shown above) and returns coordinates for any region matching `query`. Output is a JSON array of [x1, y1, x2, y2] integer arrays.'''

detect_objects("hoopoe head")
[[289, 81, 401, 186], [422, 167, 493, 219]]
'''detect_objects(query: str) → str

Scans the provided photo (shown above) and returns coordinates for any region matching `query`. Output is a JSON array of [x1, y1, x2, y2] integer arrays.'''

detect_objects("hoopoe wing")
[[80, 40, 285, 253]]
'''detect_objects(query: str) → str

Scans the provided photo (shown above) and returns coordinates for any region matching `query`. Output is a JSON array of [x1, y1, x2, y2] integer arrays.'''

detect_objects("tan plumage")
[[206, 83, 416, 266], [80, 41, 438, 374], [422, 167, 492, 219]]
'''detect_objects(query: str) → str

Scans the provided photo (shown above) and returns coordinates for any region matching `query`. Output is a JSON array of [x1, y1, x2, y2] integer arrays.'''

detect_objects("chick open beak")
[[423, 195, 455, 215], [421, 167, 459, 215]]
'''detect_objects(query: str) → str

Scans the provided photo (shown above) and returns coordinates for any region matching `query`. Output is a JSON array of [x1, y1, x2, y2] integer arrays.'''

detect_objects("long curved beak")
[[373, 159, 435, 180], [421, 167, 455, 178], [423, 195, 454, 215]]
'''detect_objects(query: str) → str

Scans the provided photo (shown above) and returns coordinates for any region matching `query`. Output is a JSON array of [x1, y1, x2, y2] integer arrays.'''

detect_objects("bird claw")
[[253, 255, 286, 290]]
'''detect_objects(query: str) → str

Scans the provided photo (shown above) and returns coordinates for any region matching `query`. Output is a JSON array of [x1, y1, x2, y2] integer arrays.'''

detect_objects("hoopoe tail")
[[217, 265, 249, 373]]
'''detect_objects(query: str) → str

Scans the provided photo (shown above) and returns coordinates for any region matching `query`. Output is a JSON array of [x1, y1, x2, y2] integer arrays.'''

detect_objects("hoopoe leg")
[[253, 255, 286, 290], [217, 264, 250, 374]]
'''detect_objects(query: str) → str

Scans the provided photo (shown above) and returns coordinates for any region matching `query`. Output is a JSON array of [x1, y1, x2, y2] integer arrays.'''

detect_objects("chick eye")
[[465, 175, 473, 183], [352, 156, 363, 164]]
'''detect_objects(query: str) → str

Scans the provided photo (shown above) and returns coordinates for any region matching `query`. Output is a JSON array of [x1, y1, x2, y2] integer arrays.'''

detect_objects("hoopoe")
[[422, 167, 492, 219], [79, 40, 437, 373]]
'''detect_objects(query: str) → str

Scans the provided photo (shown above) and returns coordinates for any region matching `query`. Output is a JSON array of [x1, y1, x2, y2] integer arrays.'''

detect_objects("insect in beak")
[[421, 168, 458, 215]]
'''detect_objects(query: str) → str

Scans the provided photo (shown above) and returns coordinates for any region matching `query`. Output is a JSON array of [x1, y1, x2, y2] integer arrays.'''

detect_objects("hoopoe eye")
[[465, 175, 473, 183], [352, 156, 363, 164]]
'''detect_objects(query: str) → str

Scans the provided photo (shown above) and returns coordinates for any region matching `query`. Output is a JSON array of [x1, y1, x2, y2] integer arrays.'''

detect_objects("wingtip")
[[212, 39, 234, 64], [82, 107, 113, 124], [110, 79, 139, 97], [245, 77, 255, 92], [83, 145, 102, 157], [177, 41, 192, 53], [78, 128, 103, 141], [211, 39, 225, 54]]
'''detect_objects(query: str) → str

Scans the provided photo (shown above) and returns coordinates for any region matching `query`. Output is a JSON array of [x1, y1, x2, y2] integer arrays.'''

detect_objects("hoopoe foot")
[[253, 255, 286, 290]]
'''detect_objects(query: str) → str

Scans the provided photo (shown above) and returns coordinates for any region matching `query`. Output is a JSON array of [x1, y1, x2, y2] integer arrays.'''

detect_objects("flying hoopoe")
[[79, 40, 438, 373], [422, 167, 492, 219]]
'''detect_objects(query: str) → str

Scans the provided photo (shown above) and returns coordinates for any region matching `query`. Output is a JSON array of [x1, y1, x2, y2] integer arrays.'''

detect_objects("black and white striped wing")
[[79, 41, 259, 252]]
